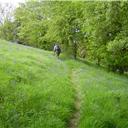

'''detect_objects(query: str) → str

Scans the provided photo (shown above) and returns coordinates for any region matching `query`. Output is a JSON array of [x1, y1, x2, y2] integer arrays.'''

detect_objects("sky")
[[0, 0, 25, 6]]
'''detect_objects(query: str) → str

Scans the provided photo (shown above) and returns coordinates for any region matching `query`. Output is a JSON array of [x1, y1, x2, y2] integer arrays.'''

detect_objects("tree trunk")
[[73, 42, 77, 59]]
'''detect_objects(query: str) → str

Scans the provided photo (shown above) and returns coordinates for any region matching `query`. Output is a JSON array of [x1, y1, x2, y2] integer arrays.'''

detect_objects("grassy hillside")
[[0, 40, 75, 128], [0, 40, 128, 128], [66, 60, 128, 128]]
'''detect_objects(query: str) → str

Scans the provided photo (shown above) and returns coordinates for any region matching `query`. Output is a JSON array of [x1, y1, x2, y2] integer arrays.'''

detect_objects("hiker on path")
[[53, 44, 61, 58]]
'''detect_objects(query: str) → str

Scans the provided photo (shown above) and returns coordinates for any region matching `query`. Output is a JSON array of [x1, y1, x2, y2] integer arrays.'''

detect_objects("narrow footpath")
[[68, 70, 82, 128]]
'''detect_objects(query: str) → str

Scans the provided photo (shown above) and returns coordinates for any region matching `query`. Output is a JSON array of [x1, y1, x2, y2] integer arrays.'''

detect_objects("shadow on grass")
[[77, 58, 128, 78], [60, 54, 128, 78]]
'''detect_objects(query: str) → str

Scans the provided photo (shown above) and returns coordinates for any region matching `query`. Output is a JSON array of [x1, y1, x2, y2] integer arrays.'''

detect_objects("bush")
[[106, 36, 128, 73]]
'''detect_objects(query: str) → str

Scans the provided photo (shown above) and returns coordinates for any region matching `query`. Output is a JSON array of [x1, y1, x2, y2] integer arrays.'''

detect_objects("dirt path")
[[68, 70, 81, 128]]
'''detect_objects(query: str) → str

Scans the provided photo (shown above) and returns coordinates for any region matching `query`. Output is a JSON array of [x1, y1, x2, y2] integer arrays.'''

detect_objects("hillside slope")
[[0, 40, 128, 128], [66, 60, 128, 128], [0, 40, 75, 128]]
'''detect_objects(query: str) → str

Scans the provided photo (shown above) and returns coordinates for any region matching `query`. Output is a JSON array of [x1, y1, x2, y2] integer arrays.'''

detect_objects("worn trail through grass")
[[68, 69, 81, 128]]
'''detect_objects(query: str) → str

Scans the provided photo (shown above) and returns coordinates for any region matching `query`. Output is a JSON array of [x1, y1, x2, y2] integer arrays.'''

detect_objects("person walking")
[[53, 44, 61, 58]]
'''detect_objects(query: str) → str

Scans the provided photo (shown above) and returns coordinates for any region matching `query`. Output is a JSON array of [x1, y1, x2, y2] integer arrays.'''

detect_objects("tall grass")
[[66, 60, 128, 128], [0, 40, 75, 128], [0, 40, 128, 128]]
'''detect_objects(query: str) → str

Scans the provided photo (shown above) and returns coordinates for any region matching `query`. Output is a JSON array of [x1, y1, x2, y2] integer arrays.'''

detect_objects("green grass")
[[66, 60, 128, 128], [0, 40, 128, 128], [0, 40, 75, 128]]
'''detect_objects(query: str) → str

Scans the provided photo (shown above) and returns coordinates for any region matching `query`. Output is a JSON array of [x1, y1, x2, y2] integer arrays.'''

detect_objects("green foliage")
[[44, 1, 85, 58], [0, 1, 128, 73], [14, 1, 50, 49], [0, 20, 16, 41], [107, 36, 128, 73], [82, 1, 128, 72]]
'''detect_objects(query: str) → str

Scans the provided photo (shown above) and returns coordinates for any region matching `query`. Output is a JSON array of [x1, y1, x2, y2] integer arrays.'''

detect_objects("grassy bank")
[[0, 40, 128, 128], [66, 60, 128, 128], [0, 40, 75, 128]]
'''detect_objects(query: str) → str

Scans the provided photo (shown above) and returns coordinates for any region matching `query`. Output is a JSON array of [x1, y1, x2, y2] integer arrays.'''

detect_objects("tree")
[[0, 1, 127, 73], [0, 3, 16, 41], [44, 1, 85, 58], [13, 1, 50, 49]]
